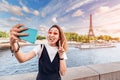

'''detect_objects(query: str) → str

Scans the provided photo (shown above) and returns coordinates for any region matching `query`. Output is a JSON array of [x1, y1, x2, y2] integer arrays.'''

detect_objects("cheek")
[[47, 35, 50, 40], [55, 35, 59, 40]]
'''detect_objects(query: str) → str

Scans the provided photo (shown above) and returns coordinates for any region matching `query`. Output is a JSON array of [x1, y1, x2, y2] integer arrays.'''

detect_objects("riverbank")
[[0, 39, 47, 50], [0, 62, 120, 80], [0, 38, 117, 50]]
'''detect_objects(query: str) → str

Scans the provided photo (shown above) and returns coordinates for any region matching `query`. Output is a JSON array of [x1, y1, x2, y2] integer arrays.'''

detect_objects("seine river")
[[0, 43, 120, 76]]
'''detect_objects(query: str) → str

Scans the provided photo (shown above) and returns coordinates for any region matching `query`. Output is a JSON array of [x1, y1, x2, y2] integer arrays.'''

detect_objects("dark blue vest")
[[36, 45, 61, 80]]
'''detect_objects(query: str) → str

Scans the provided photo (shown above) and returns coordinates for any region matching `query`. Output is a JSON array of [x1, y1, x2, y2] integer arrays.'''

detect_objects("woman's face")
[[47, 27, 59, 46]]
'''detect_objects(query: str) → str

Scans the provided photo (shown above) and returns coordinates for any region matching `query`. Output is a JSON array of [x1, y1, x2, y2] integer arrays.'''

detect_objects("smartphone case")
[[19, 27, 38, 44]]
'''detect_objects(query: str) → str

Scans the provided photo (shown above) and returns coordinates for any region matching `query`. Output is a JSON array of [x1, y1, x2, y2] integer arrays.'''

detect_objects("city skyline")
[[0, 0, 120, 37]]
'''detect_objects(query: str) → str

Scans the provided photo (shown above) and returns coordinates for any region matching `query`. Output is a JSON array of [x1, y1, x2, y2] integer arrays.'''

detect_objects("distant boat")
[[67, 40, 116, 49], [79, 42, 115, 49]]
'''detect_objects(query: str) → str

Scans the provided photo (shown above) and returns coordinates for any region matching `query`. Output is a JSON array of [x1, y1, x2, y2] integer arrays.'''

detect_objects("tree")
[[37, 35, 46, 40], [0, 31, 9, 38]]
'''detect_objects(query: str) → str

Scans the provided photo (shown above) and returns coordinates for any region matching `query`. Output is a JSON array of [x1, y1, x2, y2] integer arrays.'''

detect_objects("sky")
[[0, 0, 120, 37]]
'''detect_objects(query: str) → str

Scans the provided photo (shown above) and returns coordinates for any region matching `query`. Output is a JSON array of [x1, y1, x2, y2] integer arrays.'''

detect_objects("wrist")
[[59, 57, 64, 60], [10, 42, 20, 55], [59, 53, 64, 57], [59, 56, 63, 59]]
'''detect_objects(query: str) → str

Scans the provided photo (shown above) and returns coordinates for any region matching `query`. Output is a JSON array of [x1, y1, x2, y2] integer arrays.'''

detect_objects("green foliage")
[[37, 35, 46, 40], [0, 31, 9, 38], [65, 32, 117, 43], [65, 32, 79, 41], [98, 35, 112, 41], [65, 32, 90, 43]]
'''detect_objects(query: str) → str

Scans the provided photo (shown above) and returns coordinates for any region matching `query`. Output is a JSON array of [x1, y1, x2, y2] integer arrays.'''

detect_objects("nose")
[[51, 33, 55, 36]]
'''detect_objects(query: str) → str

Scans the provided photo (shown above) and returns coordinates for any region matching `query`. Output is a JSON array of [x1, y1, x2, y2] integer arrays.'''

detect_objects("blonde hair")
[[49, 25, 67, 51]]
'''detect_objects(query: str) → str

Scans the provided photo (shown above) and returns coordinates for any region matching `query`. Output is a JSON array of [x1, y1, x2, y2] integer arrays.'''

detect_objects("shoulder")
[[32, 44, 40, 51], [35, 44, 41, 48]]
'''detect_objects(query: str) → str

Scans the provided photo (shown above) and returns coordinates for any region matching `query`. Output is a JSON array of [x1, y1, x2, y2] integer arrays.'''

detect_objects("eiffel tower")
[[88, 14, 95, 37]]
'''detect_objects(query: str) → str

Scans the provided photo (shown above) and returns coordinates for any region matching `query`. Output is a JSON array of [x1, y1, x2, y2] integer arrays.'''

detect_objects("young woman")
[[10, 24, 67, 80]]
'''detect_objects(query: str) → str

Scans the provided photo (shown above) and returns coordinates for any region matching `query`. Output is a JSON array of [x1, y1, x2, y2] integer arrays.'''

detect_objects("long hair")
[[48, 25, 67, 51]]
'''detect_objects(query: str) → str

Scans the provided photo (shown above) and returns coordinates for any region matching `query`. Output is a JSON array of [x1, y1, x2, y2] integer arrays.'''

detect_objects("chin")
[[49, 41, 57, 45]]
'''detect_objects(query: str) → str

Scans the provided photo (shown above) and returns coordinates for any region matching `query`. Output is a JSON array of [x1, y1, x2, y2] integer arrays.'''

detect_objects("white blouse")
[[32, 44, 67, 62]]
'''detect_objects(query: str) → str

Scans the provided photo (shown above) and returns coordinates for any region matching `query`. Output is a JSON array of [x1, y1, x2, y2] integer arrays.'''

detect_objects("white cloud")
[[66, 0, 93, 13], [93, 4, 120, 37], [0, 0, 23, 16], [52, 17, 57, 23], [0, 0, 40, 16], [41, 12, 46, 17], [22, 6, 30, 13], [72, 9, 84, 17], [38, 25, 48, 32], [0, 2, 8, 12], [22, 5, 40, 16], [96, 6, 110, 14], [32, 10, 39, 16], [94, 5, 120, 26], [0, 19, 11, 28], [25, 17, 31, 21], [10, 6, 23, 16], [9, 17, 20, 21]]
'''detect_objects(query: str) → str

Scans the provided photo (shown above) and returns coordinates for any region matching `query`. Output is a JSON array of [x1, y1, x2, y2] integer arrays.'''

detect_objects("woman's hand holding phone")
[[10, 24, 28, 43], [10, 24, 28, 54]]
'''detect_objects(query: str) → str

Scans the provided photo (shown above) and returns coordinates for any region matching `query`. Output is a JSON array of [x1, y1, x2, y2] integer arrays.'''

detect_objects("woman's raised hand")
[[58, 40, 65, 57], [10, 24, 28, 44]]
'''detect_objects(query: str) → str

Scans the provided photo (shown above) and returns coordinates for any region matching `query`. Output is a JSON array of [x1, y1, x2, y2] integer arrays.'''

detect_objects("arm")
[[11, 39, 36, 63], [15, 50, 36, 63], [10, 24, 36, 63], [58, 41, 67, 76], [59, 55, 67, 76]]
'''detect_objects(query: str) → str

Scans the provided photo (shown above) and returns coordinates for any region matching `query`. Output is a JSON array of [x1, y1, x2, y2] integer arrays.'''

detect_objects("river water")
[[0, 43, 120, 76]]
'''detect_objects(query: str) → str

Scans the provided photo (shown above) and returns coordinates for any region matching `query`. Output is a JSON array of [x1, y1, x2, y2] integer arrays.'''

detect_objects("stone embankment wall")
[[0, 62, 120, 80]]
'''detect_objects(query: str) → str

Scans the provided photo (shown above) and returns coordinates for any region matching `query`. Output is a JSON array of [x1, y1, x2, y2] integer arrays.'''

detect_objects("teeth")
[[49, 37, 54, 41], [51, 38, 54, 41]]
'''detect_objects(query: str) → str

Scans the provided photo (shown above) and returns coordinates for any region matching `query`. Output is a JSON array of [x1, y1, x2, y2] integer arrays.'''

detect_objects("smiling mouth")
[[49, 37, 55, 42]]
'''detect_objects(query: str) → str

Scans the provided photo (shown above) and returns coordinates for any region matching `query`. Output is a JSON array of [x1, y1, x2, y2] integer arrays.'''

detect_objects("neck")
[[48, 43, 56, 47]]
